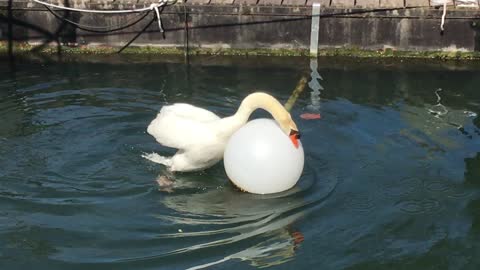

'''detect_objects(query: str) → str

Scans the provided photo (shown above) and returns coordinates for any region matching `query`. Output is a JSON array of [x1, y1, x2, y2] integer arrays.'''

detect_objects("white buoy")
[[224, 118, 304, 194]]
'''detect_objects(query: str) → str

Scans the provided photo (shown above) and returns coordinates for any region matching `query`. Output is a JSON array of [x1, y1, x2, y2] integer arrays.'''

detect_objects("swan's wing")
[[162, 103, 221, 122], [147, 104, 221, 150]]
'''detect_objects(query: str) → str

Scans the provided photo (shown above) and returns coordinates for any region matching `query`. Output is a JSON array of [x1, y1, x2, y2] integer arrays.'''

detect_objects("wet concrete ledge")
[[1, 0, 480, 56]]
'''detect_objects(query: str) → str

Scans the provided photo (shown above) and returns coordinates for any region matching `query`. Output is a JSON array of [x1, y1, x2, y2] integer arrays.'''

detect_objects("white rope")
[[440, 2, 447, 31], [152, 4, 164, 33], [32, 0, 168, 32], [32, 0, 167, 13]]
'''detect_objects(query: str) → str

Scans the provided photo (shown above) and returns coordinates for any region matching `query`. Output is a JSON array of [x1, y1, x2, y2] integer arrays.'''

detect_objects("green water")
[[1, 56, 480, 270]]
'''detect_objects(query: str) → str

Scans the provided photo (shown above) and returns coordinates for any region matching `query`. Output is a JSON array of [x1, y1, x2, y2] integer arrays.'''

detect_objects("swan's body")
[[144, 92, 299, 172]]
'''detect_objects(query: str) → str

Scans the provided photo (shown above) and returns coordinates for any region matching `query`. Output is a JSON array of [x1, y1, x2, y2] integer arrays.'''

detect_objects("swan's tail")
[[142, 152, 172, 167]]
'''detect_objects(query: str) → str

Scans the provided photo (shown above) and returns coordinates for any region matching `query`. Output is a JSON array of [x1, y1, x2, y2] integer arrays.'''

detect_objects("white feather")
[[147, 104, 221, 150]]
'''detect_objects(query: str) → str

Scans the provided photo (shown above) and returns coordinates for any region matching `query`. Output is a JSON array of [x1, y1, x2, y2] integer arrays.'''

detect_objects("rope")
[[117, 16, 156, 53], [152, 4, 165, 33], [440, 2, 447, 31], [32, 0, 171, 32], [44, 5, 152, 33], [32, 0, 167, 14]]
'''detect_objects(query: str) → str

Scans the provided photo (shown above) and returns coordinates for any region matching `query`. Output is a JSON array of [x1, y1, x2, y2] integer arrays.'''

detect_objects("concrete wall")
[[1, 0, 480, 52]]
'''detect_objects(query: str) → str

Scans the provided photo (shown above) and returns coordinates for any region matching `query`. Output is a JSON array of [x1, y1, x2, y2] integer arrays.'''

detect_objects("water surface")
[[1, 56, 480, 270]]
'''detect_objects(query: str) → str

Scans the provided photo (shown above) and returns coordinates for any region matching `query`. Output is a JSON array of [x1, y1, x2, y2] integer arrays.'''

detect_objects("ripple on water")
[[2, 62, 479, 270], [100, 155, 341, 268], [341, 193, 376, 213], [0, 87, 166, 210], [379, 177, 423, 199], [424, 180, 453, 193], [423, 179, 473, 199], [396, 198, 443, 215]]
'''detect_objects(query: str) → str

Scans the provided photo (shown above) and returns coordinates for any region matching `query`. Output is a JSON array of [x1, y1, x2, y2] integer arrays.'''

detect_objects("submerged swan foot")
[[156, 175, 175, 193], [290, 231, 305, 246]]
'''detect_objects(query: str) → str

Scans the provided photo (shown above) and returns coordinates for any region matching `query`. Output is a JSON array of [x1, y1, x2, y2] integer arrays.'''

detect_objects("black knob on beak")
[[289, 130, 301, 139]]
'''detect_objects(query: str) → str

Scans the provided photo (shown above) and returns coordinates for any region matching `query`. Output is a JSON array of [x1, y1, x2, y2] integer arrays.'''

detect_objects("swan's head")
[[278, 114, 301, 148], [238, 92, 301, 148]]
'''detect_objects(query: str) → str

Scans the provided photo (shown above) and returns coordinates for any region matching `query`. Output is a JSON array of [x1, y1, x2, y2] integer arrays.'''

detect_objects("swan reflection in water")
[[152, 171, 320, 269]]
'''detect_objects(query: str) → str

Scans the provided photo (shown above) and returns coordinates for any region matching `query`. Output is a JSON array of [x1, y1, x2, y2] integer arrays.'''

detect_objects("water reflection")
[[398, 88, 479, 153], [185, 216, 304, 270], [152, 159, 336, 269], [307, 58, 323, 112], [427, 88, 449, 118], [154, 185, 306, 268]]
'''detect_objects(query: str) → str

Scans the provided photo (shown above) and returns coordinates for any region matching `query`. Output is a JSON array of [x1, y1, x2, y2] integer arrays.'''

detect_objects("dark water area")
[[1, 55, 480, 270]]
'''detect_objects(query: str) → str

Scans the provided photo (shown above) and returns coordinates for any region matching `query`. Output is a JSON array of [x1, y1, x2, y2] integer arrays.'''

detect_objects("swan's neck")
[[215, 93, 288, 140], [235, 92, 287, 121]]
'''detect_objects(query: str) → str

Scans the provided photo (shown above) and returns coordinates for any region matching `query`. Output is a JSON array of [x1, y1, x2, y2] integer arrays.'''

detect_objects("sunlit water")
[[1, 56, 480, 270]]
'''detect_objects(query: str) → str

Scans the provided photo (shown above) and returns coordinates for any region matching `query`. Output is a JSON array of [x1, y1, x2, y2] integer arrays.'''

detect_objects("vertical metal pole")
[[309, 3, 321, 57], [183, 2, 189, 63], [7, 0, 14, 66]]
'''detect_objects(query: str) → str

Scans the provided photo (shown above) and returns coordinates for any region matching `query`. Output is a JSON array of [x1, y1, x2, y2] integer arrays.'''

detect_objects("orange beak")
[[289, 131, 301, 148]]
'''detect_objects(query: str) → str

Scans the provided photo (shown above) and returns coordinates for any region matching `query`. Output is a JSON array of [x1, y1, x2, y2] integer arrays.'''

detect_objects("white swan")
[[144, 92, 300, 172]]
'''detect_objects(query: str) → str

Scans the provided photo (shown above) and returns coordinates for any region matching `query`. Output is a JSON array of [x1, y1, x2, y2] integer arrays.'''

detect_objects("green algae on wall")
[[1, 42, 480, 60]]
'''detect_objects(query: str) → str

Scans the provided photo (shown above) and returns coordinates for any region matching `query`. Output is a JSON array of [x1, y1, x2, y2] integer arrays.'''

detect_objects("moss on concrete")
[[315, 47, 480, 60], [1, 41, 480, 60]]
